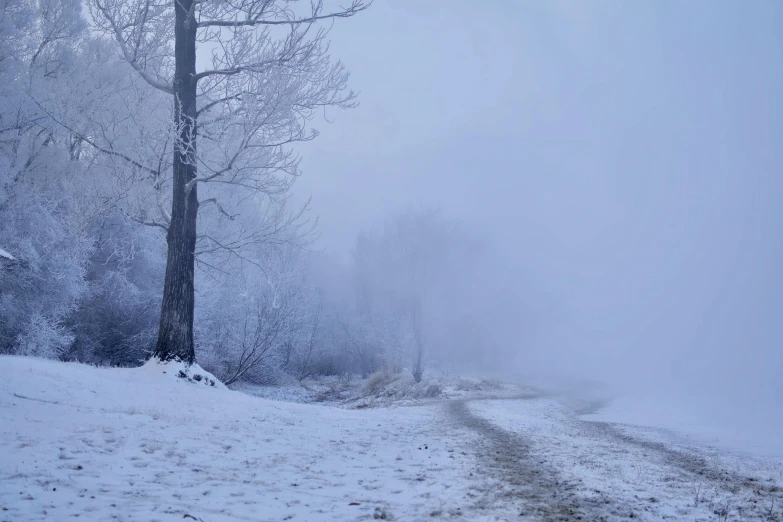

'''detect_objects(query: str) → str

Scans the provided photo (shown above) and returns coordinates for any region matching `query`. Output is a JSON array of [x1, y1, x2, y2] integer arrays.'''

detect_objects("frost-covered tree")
[[0, 0, 95, 357], [351, 209, 458, 382], [65, 216, 166, 366], [90, 0, 370, 365], [0, 0, 170, 363], [195, 245, 316, 384]]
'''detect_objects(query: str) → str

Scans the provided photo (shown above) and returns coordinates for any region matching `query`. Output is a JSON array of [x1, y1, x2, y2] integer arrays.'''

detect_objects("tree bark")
[[153, 0, 198, 364]]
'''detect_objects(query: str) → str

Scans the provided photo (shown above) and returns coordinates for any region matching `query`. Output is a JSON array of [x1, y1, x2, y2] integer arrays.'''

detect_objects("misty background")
[[6, 2, 783, 519], [1, 0, 780, 453], [294, 0, 783, 444]]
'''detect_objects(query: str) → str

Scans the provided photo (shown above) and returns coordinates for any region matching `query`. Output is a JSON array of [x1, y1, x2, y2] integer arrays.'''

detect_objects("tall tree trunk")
[[412, 337, 423, 383], [153, 0, 198, 364], [411, 301, 424, 383]]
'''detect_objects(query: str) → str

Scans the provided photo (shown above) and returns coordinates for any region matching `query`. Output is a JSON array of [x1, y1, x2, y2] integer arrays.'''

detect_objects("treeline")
[[0, 0, 509, 385]]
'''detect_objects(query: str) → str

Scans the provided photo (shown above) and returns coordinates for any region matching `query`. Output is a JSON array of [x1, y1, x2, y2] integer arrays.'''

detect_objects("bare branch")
[[199, 197, 236, 220], [197, 92, 246, 116], [33, 98, 159, 176], [93, 0, 174, 94], [124, 212, 169, 231], [197, 0, 371, 28], [192, 58, 290, 82]]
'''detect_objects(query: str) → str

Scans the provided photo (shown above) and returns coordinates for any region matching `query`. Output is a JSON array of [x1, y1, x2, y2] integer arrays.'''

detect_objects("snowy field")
[[582, 395, 783, 459], [468, 399, 783, 521], [0, 357, 528, 521], [2, 356, 782, 521]]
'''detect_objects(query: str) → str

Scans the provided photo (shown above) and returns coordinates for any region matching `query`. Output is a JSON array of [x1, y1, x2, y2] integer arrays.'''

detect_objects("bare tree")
[[283, 296, 321, 380], [409, 300, 424, 383], [218, 296, 287, 386], [350, 209, 456, 381], [90, 0, 370, 364], [335, 315, 378, 378]]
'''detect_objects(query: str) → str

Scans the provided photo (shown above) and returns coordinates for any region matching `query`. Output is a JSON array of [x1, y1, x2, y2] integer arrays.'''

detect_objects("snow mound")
[[141, 358, 225, 389]]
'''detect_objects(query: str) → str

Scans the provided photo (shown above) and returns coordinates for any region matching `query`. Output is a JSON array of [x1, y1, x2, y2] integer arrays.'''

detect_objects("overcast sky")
[[294, 1, 782, 439]]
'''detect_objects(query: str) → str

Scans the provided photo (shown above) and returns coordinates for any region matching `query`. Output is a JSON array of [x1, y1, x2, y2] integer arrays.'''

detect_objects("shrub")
[[365, 371, 392, 395]]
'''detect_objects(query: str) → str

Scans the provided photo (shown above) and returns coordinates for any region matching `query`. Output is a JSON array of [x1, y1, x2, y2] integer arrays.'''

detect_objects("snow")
[[470, 397, 783, 521], [2, 356, 782, 521], [0, 356, 511, 521], [581, 395, 783, 458], [235, 372, 532, 409], [140, 358, 226, 389]]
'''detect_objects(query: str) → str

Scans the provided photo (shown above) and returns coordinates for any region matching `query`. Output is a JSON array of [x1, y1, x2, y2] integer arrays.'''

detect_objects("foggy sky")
[[295, 1, 782, 440]]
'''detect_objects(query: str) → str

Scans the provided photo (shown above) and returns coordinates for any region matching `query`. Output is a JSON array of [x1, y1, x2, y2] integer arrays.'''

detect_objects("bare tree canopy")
[[90, 0, 370, 364]]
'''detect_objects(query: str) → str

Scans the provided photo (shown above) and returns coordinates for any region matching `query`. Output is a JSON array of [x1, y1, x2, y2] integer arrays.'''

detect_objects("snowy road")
[[448, 398, 603, 521], [450, 397, 783, 521], [2, 357, 782, 521]]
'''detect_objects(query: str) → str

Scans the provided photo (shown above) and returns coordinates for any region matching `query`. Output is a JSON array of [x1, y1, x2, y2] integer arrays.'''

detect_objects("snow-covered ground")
[[0, 357, 523, 521], [2, 356, 782, 521], [582, 395, 783, 459], [233, 371, 530, 408], [469, 398, 783, 521]]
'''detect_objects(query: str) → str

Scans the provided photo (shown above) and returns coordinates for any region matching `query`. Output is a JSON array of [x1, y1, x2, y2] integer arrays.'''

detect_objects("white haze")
[[295, 0, 783, 445]]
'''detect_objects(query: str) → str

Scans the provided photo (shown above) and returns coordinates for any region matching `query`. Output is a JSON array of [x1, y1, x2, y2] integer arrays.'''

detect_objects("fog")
[[3, 0, 778, 452], [296, 1, 783, 441]]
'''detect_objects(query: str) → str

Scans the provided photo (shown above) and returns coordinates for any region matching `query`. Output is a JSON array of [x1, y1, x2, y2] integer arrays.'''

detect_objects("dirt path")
[[447, 399, 617, 521], [449, 397, 783, 522]]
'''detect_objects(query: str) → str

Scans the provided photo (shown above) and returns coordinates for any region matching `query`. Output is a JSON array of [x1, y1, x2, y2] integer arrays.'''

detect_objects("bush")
[[423, 383, 441, 398], [365, 371, 392, 395]]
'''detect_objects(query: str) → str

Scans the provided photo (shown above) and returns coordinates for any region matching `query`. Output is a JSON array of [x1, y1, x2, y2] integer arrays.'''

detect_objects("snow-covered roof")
[[0, 248, 14, 261]]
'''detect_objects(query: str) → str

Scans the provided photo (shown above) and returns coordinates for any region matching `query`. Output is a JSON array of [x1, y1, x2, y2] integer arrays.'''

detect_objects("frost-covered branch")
[[91, 0, 175, 94], [196, 0, 370, 28]]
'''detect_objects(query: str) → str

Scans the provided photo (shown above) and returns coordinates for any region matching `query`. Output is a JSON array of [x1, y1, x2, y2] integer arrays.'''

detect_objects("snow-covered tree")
[[195, 245, 315, 384], [90, 0, 371, 365], [0, 0, 94, 357], [65, 216, 166, 366], [350, 209, 459, 382]]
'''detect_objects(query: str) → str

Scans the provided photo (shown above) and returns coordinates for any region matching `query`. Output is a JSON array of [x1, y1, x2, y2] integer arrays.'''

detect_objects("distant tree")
[[352, 209, 455, 382], [91, 0, 370, 365]]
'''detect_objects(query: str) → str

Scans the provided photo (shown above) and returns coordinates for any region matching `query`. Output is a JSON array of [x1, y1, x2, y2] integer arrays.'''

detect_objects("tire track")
[[582, 420, 783, 521], [448, 399, 615, 521]]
